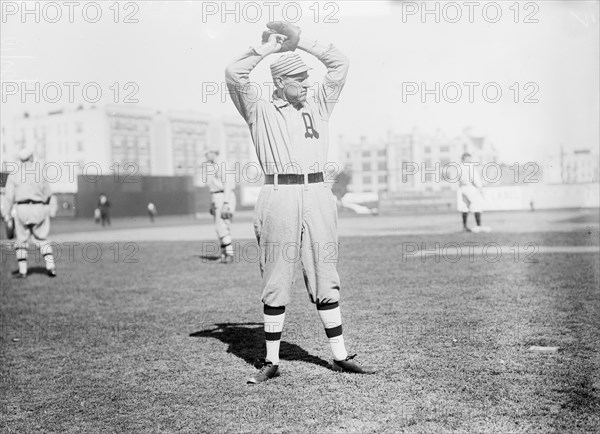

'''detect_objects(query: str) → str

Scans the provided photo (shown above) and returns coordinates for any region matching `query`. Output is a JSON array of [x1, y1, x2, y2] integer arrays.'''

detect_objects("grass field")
[[1, 221, 599, 432]]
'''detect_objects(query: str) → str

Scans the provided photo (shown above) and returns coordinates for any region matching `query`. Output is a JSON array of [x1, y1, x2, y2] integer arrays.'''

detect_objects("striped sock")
[[264, 305, 285, 365], [220, 235, 233, 256], [317, 302, 348, 361], [41, 244, 55, 271], [16, 246, 27, 275]]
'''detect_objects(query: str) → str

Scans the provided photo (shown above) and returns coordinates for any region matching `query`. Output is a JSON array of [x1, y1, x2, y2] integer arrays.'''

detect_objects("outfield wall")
[[483, 183, 599, 211], [379, 183, 599, 213], [76, 175, 197, 218]]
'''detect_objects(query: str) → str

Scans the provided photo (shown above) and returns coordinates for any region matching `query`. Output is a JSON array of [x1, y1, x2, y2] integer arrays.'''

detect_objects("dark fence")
[[54, 193, 76, 218], [76, 175, 198, 218]]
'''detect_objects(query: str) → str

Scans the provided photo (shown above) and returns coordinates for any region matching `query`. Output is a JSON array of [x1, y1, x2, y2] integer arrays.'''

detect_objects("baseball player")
[[225, 21, 375, 383], [147, 202, 157, 222], [97, 194, 111, 227], [0, 185, 15, 239], [205, 149, 235, 263], [3, 149, 57, 278], [456, 152, 489, 232]]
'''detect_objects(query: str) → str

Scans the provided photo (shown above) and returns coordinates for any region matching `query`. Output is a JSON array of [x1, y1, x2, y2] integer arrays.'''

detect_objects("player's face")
[[281, 72, 309, 104]]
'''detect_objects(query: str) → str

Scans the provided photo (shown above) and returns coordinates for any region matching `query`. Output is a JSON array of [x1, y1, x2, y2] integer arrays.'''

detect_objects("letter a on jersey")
[[302, 113, 320, 139]]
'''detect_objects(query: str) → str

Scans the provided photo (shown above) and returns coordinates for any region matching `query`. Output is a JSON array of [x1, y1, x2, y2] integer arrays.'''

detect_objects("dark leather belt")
[[211, 190, 224, 194], [17, 200, 46, 205], [265, 172, 324, 185]]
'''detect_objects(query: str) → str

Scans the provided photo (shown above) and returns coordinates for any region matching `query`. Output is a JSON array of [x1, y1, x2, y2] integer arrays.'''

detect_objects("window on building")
[[363, 175, 372, 184], [362, 150, 370, 158], [424, 146, 431, 153], [77, 141, 84, 152], [377, 149, 386, 157], [378, 175, 387, 183], [377, 161, 386, 171], [440, 146, 449, 152], [362, 162, 371, 171]]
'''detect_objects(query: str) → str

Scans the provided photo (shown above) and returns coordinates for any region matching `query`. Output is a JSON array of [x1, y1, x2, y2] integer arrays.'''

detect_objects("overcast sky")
[[2, 0, 599, 163]]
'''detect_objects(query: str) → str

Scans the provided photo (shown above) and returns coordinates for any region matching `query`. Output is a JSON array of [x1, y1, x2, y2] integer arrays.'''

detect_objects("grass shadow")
[[194, 254, 221, 261], [190, 322, 330, 368], [10, 266, 48, 276]]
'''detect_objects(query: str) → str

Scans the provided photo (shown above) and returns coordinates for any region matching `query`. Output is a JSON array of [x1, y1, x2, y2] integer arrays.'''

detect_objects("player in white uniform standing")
[[205, 149, 235, 263], [456, 152, 489, 232], [3, 149, 57, 278], [226, 21, 375, 383]]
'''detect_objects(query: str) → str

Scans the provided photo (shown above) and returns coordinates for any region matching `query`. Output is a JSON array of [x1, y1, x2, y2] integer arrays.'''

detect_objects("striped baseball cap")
[[270, 52, 311, 79]]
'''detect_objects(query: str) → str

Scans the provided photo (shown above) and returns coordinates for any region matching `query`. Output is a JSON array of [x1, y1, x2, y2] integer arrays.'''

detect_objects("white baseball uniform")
[[4, 162, 55, 272], [457, 162, 484, 213], [226, 41, 348, 306], [207, 158, 236, 257]]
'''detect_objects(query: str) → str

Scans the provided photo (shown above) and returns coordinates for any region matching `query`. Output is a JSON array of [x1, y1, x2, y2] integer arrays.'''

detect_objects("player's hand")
[[221, 204, 233, 220], [264, 21, 301, 52], [261, 32, 287, 53], [209, 203, 216, 216]]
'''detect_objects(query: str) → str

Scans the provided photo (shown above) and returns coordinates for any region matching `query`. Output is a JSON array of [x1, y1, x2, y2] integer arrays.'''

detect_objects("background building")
[[154, 111, 211, 184], [340, 127, 500, 195], [0, 106, 254, 192]]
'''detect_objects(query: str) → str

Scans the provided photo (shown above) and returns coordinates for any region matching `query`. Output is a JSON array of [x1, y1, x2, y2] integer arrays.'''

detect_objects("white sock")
[[16, 246, 27, 275], [41, 244, 55, 271], [317, 302, 348, 361], [264, 305, 285, 365]]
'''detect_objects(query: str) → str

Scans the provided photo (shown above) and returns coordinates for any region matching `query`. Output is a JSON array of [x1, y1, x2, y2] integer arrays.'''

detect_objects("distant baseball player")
[[0, 185, 15, 239], [3, 149, 57, 278], [147, 202, 157, 222], [205, 149, 235, 263], [226, 21, 375, 383], [97, 193, 111, 227], [457, 152, 489, 232]]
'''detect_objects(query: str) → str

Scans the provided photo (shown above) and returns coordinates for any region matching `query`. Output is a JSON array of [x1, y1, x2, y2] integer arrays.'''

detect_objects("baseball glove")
[[209, 203, 216, 216], [262, 21, 301, 52], [221, 203, 233, 220]]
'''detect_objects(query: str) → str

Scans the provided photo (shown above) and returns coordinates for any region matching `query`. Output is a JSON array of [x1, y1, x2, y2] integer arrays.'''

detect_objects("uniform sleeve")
[[300, 40, 350, 120], [225, 49, 269, 125]]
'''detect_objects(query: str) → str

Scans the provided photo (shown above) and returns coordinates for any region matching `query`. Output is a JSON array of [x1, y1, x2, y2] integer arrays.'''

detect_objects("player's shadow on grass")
[[11, 266, 48, 276], [190, 322, 330, 368], [193, 254, 221, 261]]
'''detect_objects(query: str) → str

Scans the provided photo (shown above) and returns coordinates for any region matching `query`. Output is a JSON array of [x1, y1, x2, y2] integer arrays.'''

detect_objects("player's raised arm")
[[297, 36, 350, 119], [224, 33, 286, 124]]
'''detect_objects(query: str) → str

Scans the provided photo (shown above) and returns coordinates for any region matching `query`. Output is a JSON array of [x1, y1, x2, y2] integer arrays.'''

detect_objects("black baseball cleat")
[[12, 271, 27, 279], [332, 354, 376, 374], [463, 227, 472, 232], [221, 253, 234, 264], [47, 269, 57, 278], [247, 359, 279, 384]]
